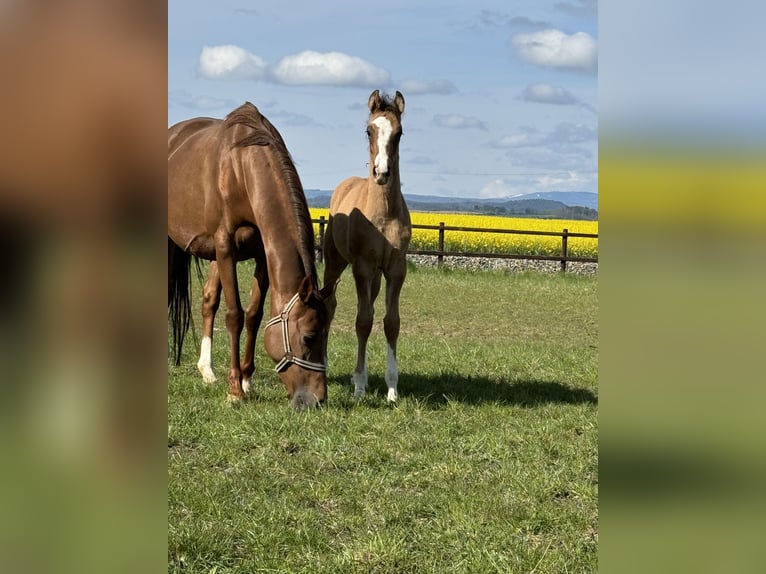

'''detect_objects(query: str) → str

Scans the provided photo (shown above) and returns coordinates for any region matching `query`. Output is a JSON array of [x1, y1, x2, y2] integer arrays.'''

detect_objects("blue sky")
[[168, 0, 598, 198]]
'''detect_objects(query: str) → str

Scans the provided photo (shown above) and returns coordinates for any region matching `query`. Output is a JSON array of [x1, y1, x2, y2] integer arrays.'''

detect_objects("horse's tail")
[[168, 237, 192, 366]]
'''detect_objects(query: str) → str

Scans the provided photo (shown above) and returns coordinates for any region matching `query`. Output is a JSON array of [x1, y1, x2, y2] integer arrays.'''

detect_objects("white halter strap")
[[264, 292, 327, 373]]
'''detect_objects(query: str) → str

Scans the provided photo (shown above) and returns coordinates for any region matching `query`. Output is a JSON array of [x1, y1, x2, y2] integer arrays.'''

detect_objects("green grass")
[[168, 263, 598, 573]]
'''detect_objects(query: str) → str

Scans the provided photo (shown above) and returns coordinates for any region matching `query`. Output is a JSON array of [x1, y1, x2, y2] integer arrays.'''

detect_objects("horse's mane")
[[374, 93, 404, 116], [225, 102, 289, 149], [224, 103, 317, 280]]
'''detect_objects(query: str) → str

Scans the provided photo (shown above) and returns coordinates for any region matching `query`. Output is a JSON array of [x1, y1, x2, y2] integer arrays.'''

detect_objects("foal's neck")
[[367, 168, 404, 215]]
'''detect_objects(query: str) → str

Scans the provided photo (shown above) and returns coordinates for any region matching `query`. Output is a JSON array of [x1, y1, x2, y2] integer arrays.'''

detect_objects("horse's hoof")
[[386, 389, 398, 402], [226, 393, 243, 406], [242, 379, 252, 395], [198, 365, 217, 384], [351, 370, 368, 399]]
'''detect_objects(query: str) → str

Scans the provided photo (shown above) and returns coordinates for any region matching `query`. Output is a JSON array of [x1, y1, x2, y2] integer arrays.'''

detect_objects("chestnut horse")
[[323, 90, 411, 402], [168, 103, 331, 409]]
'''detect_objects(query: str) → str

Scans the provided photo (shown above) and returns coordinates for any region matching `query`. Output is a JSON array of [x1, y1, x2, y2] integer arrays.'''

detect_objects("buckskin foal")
[[168, 103, 331, 409], [323, 90, 411, 402]]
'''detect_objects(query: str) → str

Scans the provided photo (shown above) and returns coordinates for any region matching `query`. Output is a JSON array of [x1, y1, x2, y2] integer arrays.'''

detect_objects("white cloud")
[[488, 122, 597, 178], [522, 83, 579, 105], [512, 29, 597, 74], [549, 122, 597, 145], [491, 122, 596, 149], [536, 171, 588, 189], [490, 133, 543, 148], [522, 83, 596, 113], [489, 126, 545, 148], [433, 113, 487, 131], [198, 45, 268, 80], [271, 51, 390, 87], [477, 170, 595, 198], [477, 179, 517, 198], [506, 146, 596, 171], [399, 79, 457, 95], [197, 47, 390, 88]]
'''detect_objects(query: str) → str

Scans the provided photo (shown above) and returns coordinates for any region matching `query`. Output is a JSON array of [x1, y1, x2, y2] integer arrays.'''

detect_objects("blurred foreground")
[[600, 1, 766, 571], [0, 1, 166, 572]]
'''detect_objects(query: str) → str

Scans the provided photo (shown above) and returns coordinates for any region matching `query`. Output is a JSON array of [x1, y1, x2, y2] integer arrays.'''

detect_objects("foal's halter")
[[264, 292, 327, 373]]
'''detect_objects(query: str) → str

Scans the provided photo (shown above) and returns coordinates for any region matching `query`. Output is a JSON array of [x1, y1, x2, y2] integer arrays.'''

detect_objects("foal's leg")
[[321, 221, 348, 361], [197, 262, 222, 384], [383, 260, 407, 402], [215, 233, 245, 402], [350, 264, 379, 397], [240, 261, 269, 395]]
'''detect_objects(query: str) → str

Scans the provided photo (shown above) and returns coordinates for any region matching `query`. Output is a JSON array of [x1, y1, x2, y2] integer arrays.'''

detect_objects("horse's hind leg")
[[383, 262, 407, 402], [241, 260, 269, 395], [321, 218, 348, 361], [197, 262, 222, 384]]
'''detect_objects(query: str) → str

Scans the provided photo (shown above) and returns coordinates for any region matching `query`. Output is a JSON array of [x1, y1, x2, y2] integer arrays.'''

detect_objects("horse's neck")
[[262, 232, 314, 307], [244, 149, 315, 309], [366, 170, 405, 216]]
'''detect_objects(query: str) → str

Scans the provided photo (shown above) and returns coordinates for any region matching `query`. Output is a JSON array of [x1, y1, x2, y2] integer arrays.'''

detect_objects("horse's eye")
[[303, 333, 317, 346]]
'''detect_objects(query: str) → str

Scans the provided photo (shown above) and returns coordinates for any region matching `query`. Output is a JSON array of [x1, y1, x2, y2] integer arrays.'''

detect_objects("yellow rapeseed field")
[[309, 208, 598, 258]]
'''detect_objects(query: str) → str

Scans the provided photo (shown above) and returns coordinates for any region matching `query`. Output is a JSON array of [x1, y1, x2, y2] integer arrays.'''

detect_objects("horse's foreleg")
[[215, 235, 244, 403], [383, 267, 406, 402], [197, 262, 221, 384], [351, 267, 378, 397], [241, 262, 269, 395]]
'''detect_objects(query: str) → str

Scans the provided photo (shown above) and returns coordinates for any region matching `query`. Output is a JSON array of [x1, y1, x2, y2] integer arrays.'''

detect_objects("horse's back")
[[168, 117, 219, 157], [329, 177, 367, 215]]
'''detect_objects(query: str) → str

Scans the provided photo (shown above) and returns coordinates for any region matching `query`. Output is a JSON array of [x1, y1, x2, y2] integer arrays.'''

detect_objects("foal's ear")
[[298, 275, 315, 303], [319, 278, 340, 300], [394, 91, 405, 114], [368, 89, 381, 112]]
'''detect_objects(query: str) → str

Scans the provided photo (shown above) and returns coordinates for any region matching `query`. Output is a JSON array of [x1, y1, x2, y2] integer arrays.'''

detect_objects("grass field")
[[168, 263, 598, 573]]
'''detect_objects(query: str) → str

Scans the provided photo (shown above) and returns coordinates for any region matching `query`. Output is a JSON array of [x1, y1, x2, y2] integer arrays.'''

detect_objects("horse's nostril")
[[291, 389, 321, 411]]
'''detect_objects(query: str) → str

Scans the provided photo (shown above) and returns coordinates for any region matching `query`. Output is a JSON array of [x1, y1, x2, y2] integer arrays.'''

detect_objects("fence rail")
[[312, 216, 598, 272]]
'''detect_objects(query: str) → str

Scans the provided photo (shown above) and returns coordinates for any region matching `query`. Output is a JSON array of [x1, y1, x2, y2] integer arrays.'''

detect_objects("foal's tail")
[[168, 237, 192, 366]]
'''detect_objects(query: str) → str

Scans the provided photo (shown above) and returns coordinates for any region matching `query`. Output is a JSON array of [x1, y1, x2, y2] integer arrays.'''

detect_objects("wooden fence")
[[312, 216, 598, 272]]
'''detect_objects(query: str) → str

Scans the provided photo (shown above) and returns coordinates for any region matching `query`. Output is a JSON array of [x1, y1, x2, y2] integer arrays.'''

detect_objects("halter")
[[264, 292, 327, 373]]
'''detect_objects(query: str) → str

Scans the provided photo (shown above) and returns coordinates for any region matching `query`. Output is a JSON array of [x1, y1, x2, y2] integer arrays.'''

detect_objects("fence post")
[[437, 222, 445, 267], [317, 216, 326, 263], [560, 228, 568, 272]]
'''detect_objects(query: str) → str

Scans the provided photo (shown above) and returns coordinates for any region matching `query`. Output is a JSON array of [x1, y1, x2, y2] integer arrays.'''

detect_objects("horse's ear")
[[394, 91, 405, 114], [368, 89, 381, 112], [319, 278, 340, 300], [298, 275, 315, 303]]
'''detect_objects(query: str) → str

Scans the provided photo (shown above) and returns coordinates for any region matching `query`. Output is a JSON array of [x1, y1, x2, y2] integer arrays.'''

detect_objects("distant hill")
[[503, 192, 598, 211], [305, 190, 598, 220]]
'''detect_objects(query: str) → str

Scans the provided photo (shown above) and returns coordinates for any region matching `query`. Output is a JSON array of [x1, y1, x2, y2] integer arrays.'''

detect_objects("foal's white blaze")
[[197, 336, 216, 383], [371, 116, 393, 178], [385, 344, 398, 402]]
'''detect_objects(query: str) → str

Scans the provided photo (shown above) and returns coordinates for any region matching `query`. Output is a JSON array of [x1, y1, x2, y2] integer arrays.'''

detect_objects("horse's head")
[[264, 275, 333, 410], [366, 89, 405, 186]]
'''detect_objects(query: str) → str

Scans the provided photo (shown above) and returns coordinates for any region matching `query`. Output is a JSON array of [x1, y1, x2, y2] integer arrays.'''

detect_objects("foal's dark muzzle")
[[374, 169, 389, 185]]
